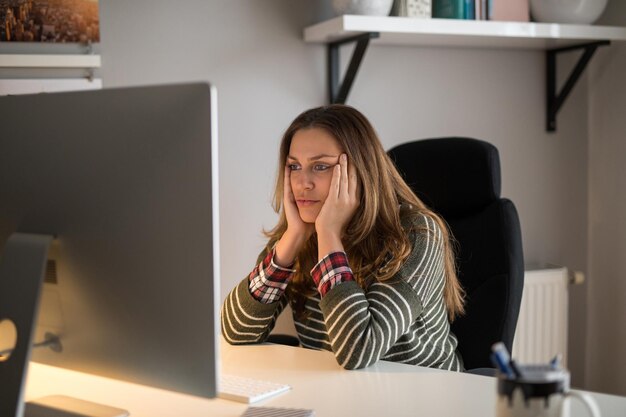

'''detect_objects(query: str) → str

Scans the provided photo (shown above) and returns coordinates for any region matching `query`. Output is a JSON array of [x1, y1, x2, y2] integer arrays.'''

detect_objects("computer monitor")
[[0, 83, 220, 416]]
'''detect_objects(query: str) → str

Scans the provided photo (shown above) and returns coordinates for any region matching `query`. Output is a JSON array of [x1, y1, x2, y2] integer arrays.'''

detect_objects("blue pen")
[[550, 354, 562, 370], [492, 342, 512, 365], [490, 352, 514, 378], [490, 344, 515, 378]]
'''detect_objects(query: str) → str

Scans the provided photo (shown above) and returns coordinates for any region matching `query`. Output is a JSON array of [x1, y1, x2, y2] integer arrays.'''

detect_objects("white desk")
[[26, 339, 626, 417]]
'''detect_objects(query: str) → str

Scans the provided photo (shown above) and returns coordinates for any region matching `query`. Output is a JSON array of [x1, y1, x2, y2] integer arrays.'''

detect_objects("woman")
[[221, 105, 465, 371]]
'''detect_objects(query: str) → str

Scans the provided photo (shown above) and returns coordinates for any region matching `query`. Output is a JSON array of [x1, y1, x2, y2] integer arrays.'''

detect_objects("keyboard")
[[219, 374, 291, 404]]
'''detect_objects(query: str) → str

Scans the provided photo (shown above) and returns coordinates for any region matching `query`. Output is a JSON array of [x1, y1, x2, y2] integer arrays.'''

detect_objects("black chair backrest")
[[387, 137, 524, 370]]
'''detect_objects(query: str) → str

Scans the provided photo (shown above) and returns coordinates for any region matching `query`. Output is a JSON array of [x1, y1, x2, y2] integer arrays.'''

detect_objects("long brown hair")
[[265, 105, 464, 320]]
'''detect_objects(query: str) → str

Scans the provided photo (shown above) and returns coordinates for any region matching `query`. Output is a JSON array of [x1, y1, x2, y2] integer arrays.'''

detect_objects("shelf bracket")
[[546, 40, 610, 132], [328, 32, 379, 104]]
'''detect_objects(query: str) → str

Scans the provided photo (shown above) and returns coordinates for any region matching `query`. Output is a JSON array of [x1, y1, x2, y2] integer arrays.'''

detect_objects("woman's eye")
[[288, 164, 300, 171], [314, 164, 330, 171]]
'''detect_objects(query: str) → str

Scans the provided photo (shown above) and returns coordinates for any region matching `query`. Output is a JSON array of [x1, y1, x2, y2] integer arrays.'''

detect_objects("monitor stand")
[[0, 233, 129, 417]]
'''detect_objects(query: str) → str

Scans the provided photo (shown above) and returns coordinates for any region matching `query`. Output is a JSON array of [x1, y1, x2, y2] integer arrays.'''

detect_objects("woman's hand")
[[274, 165, 315, 267], [315, 154, 359, 259]]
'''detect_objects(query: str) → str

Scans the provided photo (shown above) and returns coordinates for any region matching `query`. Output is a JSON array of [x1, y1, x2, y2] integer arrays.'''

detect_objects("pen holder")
[[496, 369, 601, 417]]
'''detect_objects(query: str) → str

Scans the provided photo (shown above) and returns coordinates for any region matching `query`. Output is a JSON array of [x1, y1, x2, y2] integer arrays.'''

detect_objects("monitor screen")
[[0, 83, 220, 409]]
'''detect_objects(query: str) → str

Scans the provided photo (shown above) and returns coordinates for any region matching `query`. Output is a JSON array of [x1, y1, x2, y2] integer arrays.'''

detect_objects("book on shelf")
[[431, 0, 529, 21], [464, 0, 474, 19], [431, 0, 476, 19], [432, 0, 465, 19], [475, 0, 486, 20]]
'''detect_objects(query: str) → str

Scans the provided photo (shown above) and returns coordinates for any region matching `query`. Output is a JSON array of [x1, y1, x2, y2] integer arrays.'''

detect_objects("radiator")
[[512, 266, 569, 366]]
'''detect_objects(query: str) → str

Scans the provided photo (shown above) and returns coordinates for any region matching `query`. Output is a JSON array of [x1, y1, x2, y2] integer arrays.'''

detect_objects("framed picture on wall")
[[1, 0, 99, 43]]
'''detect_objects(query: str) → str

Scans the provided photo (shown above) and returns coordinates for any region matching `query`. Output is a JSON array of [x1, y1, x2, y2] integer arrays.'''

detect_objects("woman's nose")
[[295, 171, 314, 190]]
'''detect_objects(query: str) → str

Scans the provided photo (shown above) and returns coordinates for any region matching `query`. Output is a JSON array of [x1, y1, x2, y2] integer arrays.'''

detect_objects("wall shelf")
[[0, 54, 101, 69], [304, 15, 626, 49], [304, 16, 626, 131]]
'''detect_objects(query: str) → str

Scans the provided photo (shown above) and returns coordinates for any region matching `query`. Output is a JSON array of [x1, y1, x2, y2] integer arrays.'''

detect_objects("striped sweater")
[[221, 213, 464, 371]]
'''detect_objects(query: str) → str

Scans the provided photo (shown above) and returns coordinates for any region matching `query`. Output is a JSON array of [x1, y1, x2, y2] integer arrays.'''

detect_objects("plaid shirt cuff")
[[310, 251, 354, 297], [248, 249, 296, 304]]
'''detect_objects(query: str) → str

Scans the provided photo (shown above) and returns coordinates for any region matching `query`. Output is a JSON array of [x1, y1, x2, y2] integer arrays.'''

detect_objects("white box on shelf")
[[407, 0, 431, 18], [392, 0, 431, 19]]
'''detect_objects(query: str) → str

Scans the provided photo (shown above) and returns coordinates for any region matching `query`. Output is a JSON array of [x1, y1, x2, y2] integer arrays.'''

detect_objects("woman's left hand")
[[315, 154, 359, 254]]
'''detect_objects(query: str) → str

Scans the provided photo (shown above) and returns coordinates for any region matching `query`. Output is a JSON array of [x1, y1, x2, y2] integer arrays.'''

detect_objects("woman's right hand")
[[274, 166, 314, 267]]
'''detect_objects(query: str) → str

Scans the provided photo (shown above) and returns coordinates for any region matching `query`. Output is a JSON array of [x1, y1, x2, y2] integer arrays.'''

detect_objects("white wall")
[[98, 0, 593, 388], [587, 1, 626, 396]]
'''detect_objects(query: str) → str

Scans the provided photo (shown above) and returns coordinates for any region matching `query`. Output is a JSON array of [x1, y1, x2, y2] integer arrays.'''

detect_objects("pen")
[[492, 343, 523, 380], [490, 352, 514, 378], [490, 343, 515, 378]]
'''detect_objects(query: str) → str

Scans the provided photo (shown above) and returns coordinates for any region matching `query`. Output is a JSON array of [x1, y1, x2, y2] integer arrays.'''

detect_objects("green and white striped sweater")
[[221, 213, 464, 371]]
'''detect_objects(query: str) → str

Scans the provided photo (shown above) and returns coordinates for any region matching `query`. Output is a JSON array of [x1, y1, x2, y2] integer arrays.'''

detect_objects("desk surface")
[[26, 339, 626, 417]]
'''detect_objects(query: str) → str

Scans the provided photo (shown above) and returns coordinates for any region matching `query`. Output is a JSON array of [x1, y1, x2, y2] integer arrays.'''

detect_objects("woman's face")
[[287, 127, 344, 224]]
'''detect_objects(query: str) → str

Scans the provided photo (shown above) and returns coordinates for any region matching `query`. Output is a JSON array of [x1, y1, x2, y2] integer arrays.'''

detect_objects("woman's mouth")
[[296, 199, 319, 207]]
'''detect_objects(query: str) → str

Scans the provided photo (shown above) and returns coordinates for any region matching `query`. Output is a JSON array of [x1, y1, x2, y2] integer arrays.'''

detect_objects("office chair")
[[387, 137, 524, 371]]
